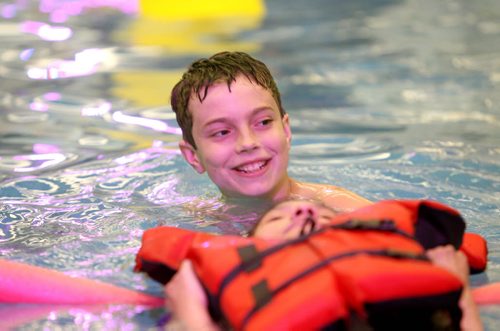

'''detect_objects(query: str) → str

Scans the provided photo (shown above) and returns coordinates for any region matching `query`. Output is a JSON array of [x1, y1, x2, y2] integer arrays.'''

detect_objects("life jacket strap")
[[330, 219, 412, 239], [237, 245, 262, 272]]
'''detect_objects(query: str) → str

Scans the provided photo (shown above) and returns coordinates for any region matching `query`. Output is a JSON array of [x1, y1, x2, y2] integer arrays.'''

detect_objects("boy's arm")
[[315, 184, 372, 213]]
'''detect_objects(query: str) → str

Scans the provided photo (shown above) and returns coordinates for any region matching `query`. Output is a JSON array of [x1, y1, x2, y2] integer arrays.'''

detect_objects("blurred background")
[[0, 0, 499, 329]]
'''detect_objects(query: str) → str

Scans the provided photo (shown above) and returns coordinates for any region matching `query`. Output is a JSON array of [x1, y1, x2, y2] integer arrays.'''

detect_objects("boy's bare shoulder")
[[291, 180, 372, 213]]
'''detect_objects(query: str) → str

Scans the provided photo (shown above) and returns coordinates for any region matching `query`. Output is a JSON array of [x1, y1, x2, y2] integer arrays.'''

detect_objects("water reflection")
[[0, 0, 499, 329], [0, 303, 161, 330], [291, 134, 399, 164], [21, 20, 72, 41]]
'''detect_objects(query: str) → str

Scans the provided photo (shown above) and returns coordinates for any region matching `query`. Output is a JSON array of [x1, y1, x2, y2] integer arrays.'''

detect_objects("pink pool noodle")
[[472, 282, 500, 305], [0, 259, 163, 306], [1, 258, 498, 307]]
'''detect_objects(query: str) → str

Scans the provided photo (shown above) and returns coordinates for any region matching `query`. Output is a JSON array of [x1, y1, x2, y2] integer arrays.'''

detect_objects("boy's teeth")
[[237, 161, 265, 173]]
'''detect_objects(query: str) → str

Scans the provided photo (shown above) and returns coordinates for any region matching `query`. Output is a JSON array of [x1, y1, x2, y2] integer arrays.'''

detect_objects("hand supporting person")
[[427, 245, 483, 331], [165, 260, 220, 331]]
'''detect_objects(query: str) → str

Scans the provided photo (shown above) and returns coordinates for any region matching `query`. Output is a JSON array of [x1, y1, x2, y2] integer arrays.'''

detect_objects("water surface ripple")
[[0, 0, 499, 329]]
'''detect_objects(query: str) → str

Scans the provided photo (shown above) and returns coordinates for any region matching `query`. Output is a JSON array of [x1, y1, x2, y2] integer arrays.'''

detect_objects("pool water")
[[0, 0, 499, 329]]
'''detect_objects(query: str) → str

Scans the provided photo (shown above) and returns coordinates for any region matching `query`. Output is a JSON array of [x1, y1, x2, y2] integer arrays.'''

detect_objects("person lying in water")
[[139, 200, 483, 331]]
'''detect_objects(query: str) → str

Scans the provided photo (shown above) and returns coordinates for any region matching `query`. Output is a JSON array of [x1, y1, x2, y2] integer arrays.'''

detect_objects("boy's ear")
[[282, 114, 292, 145], [179, 140, 205, 174]]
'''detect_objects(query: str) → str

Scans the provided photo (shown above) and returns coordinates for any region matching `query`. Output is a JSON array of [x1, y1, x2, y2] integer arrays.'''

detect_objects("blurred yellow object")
[[112, 0, 266, 107], [122, 18, 261, 54], [88, 126, 179, 150], [115, 0, 265, 53], [139, 0, 265, 20], [112, 70, 184, 107]]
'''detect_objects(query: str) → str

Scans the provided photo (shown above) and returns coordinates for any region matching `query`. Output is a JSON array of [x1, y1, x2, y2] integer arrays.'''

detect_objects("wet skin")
[[254, 200, 336, 240], [179, 75, 292, 201]]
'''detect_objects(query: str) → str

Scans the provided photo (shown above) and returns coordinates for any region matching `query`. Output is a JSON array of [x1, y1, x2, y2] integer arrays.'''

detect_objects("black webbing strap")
[[237, 245, 262, 272], [332, 219, 413, 239], [251, 279, 272, 308]]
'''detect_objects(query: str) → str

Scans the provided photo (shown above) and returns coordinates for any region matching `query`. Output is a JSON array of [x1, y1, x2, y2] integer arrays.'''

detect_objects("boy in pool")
[[171, 51, 371, 212], [161, 200, 482, 331]]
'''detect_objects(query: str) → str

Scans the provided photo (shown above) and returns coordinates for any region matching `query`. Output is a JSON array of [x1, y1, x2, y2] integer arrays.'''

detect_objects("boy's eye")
[[257, 118, 273, 127], [212, 129, 230, 137]]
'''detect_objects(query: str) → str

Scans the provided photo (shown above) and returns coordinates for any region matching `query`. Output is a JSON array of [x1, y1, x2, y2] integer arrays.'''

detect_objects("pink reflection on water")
[[28, 93, 60, 111], [38, 24, 72, 41], [112, 111, 182, 135], [39, 0, 138, 22], [33, 143, 60, 154], [1, 4, 17, 18], [19, 48, 34, 61], [114, 151, 151, 165], [21, 20, 72, 41], [82, 101, 112, 117], [29, 100, 49, 112], [27, 48, 107, 80], [13, 153, 67, 172], [43, 92, 61, 101], [152, 140, 163, 147], [0, 303, 151, 330]]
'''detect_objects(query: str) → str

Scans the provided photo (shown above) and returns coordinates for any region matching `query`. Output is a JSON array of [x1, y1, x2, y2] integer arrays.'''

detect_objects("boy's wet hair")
[[171, 51, 285, 148]]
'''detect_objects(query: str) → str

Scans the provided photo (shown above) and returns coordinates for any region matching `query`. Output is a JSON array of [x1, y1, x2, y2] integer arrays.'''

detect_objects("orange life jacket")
[[135, 200, 488, 331]]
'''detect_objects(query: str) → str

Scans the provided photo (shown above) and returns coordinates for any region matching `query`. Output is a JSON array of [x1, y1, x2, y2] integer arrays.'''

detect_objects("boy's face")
[[253, 200, 336, 240], [179, 75, 291, 200]]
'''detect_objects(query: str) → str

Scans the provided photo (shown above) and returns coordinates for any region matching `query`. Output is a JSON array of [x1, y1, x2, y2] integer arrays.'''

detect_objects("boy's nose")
[[236, 130, 258, 153]]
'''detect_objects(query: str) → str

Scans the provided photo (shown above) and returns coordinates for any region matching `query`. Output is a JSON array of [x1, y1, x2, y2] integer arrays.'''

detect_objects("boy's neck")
[[221, 177, 298, 206]]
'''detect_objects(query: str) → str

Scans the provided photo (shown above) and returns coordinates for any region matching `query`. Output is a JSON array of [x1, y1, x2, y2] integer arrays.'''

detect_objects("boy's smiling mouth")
[[233, 160, 269, 174]]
